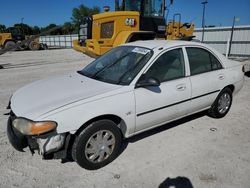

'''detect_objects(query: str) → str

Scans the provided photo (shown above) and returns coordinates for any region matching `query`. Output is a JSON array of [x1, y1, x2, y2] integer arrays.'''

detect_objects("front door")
[[134, 48, 192, 132]]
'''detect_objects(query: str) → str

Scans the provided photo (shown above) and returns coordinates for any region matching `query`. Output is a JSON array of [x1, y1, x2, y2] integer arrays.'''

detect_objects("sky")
[[0, 0, 249, 28]]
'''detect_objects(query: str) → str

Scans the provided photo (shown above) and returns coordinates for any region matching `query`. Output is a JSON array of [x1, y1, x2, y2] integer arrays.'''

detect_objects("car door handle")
[[176, 84, 186, 91], [218, 74, 225, 80]]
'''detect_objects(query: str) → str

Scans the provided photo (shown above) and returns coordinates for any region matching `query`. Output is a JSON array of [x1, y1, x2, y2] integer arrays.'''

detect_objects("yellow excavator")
[[73, 0, 194, 58], [0, 27, 41, 51]]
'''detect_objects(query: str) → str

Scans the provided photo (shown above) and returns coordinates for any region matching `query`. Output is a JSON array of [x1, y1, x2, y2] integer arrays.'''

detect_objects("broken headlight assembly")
[[13, 118, 57, 136]]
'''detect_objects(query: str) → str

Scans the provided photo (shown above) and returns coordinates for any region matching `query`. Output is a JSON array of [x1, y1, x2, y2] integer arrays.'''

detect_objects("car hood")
[[11, 72, 122, 119]]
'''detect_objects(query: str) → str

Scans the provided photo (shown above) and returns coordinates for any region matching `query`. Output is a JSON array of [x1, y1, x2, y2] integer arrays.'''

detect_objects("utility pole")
[[228, 16, 240, 57], [20, 17, 24, 34], [201, 0, 208, 42]]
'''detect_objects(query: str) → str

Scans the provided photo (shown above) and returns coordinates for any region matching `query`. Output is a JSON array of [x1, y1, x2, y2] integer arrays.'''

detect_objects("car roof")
[[121, 40, 207, 50], [121, 39, 233, 68]]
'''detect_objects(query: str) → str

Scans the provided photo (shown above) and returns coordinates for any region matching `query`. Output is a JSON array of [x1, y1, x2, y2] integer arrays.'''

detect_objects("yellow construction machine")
[[166, 13, 194, 40], [73, 0, 194, 57], [0, 27, 41, 51]]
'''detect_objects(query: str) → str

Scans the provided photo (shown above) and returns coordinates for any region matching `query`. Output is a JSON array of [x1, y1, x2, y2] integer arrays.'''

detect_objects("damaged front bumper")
[[7, 112, 72, 160]]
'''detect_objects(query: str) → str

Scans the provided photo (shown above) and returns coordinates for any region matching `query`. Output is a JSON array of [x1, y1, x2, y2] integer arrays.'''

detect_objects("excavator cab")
[[5, 27, 25, 41], [119, 0, 166, 37], [116, 0, 165, 16]]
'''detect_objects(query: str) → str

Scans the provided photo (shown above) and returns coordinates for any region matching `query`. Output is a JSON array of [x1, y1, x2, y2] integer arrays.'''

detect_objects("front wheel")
[[208, 88, 233, 118], [72, 119, 122, 170], [4, 41, 16, 50]]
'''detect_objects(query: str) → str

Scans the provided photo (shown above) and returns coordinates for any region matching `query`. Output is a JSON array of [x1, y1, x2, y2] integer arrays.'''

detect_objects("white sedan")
[[7, 40, 244, 170]]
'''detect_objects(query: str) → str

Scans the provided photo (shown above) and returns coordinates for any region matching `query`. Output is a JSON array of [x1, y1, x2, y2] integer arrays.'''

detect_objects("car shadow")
[[117, 110, 207, 157], [127, 110, 207, 143], [159, 176, 193, 188], [245, 71, 250, 77]]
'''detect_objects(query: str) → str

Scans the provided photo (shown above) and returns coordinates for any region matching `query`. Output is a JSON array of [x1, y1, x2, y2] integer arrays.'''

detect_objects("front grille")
[[101, 22, 114, 39]]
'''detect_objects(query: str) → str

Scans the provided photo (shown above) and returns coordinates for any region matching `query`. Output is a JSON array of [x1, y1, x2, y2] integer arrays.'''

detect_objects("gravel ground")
[[0, 49, 250, 188]]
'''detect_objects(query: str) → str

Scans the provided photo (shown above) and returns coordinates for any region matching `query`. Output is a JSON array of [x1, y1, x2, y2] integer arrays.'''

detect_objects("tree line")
[[0, 4, 100, 35]]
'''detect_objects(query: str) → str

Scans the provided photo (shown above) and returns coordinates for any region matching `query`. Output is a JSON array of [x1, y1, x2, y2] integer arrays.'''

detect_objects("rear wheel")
[[28, 41, 40, 50], [72, 119, 122, 170], [208, 88, 233, 118]]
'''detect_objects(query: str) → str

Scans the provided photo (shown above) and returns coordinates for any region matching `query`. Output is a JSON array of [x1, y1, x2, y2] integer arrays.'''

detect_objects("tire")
[[16, 41, 27, 51], [40, 43, 48, 50], [4, 41, 16, 50], [28, 41, 40, 51], [208, 88, 233, 118], [72, 119, 122, 170]]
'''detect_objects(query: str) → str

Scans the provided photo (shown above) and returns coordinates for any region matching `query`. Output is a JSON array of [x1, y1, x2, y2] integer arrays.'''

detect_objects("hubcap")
[[218, 93, 231, 114], [85, 130, 115, 163]]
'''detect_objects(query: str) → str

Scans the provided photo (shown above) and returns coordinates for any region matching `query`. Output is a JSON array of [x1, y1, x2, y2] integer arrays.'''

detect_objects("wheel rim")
[[85, 130, 116, 163], [218, 93, 231, 114]]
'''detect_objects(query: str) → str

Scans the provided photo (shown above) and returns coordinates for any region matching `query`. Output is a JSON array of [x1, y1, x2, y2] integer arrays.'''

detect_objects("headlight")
[[13, 118, 57, 135]]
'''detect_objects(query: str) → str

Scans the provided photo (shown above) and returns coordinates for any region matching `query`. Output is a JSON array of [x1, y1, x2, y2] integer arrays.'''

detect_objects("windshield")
[[9, 28, 22, 35], [123, 0, 164, 17], [144, 0, 164, 17], [78, 46, 153, 85], [124, 0, 142, 11]]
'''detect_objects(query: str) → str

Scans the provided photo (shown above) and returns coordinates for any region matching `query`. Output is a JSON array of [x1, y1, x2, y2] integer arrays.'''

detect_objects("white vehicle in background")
[[7, 40, 244, 170]]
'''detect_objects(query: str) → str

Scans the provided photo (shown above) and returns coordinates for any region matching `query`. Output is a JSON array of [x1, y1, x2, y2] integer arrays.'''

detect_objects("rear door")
[[184, 47, 225, 112]]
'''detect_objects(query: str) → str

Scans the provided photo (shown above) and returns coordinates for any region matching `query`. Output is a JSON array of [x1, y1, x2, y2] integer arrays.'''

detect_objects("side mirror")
[[136, 77, 160, 88]]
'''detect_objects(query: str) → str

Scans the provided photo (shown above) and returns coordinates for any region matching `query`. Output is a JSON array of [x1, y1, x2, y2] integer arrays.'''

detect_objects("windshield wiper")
[[77, 70, 84, 75], [77, 70, 92, 78]]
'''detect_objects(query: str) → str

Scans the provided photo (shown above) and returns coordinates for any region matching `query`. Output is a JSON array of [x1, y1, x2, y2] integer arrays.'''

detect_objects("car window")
[[186, 48, 212, 75], [186, 47, 222, 75], [210, 53, 222, 70], [144, 48, 185, 82]]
